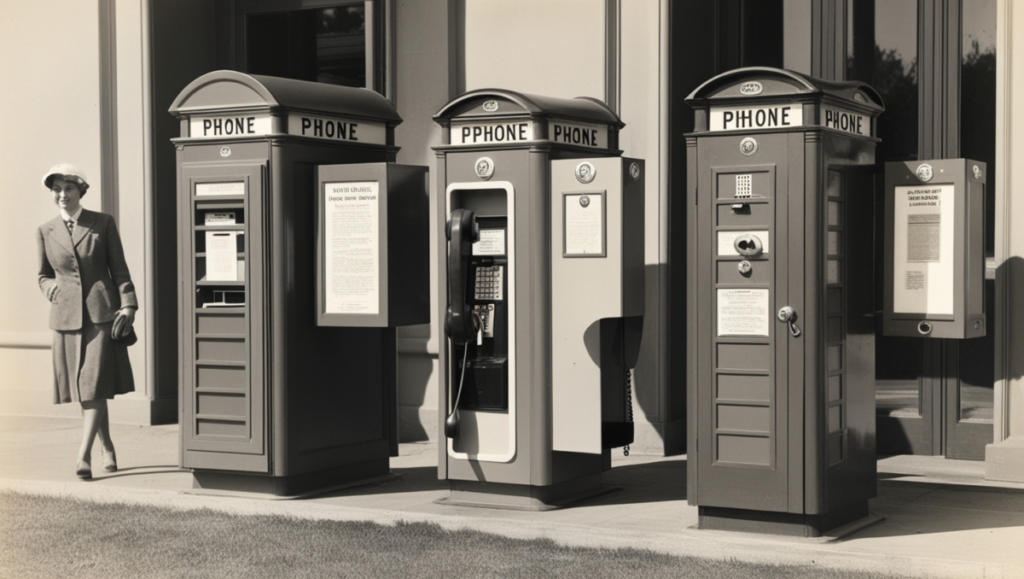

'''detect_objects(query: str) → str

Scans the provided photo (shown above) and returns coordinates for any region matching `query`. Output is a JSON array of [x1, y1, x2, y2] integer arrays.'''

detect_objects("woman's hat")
[[43, 163, 89, 192]]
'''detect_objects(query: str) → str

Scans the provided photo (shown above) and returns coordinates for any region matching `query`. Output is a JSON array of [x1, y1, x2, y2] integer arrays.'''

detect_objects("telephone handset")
[[445, 208, 480, 438], [445, 208, 480, 346]]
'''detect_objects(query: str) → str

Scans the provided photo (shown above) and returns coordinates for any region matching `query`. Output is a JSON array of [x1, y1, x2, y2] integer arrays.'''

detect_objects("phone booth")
[[169, 71, 428, 495], [685, 68, 884, 535], [433, 90, 644, 509]]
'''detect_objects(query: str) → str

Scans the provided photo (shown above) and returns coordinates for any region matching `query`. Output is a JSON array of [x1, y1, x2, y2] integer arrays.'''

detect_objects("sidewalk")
[[1, 415, 1023, 578]]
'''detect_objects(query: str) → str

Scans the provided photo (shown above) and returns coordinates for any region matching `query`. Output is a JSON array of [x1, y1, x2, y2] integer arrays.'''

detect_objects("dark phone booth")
[[686, 68, 883, 536], [169, 71, 427, 495]]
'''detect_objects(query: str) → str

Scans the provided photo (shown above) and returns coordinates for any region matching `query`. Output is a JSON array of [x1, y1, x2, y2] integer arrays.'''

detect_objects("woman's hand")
[[112, 307, 136, 340], [46, 285, 59, 302]]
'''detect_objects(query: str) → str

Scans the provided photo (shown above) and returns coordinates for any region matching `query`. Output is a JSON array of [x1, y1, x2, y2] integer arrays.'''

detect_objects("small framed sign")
[[562, 191, 606, 257]]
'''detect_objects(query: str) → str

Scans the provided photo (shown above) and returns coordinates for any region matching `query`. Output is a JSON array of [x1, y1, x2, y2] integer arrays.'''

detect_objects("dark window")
[[244, 3, 373, 89]]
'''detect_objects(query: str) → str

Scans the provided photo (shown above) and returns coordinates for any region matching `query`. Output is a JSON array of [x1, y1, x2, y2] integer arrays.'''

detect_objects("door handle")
[[777, 306, 802, 337]]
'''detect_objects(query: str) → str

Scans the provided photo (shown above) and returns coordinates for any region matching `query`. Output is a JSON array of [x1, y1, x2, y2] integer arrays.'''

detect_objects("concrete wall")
[[986, 0, 1024, 481], [393, 0, 455, 441], [0, 0, 155, 422], [394, 0, 678, 454]]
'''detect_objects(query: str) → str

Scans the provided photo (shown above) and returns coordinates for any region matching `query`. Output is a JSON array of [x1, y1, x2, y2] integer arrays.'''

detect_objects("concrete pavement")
[[1, 415, 1023, 578]]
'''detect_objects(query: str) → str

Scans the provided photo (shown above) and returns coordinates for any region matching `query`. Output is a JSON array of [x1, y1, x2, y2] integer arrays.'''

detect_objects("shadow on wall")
[[996, 256, 1024, 386], [396, 263, 681, 453], [397, 331, 436, 443]]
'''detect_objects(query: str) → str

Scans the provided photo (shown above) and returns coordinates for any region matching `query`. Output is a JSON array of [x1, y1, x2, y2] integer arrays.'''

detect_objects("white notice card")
[[324, 181, 380, 315], [717, 288, 770, 337], [564, 193, 605, 256], [206, 231, 239, 282], [892, 185, 954, 315]]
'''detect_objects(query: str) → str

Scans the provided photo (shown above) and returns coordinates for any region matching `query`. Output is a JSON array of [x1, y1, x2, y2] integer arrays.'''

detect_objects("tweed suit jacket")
[[37, 209, 137, 331]]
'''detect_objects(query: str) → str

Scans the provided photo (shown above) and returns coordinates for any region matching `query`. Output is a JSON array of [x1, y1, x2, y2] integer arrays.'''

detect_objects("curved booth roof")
[[169, 70, 403, 125], [686, 67, 884, 112], [434, 88, 623, 127]]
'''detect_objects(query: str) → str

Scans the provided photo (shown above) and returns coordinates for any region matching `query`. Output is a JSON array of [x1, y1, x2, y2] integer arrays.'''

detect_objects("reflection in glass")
[[246, 4, 367, 88], [847, 1, 922, 417]]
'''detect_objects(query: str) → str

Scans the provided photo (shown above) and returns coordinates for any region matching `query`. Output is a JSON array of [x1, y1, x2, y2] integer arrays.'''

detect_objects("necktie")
[[65, 220, 75, 234]]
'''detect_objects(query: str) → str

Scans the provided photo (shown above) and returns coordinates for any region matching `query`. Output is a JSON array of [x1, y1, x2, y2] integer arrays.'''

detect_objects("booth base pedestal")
[[191, 458, 391, 498], [697, 502, 879, 538], [437, 474, 615, 511]]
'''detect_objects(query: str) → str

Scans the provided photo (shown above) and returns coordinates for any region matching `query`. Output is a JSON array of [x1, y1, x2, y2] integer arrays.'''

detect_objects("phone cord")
[[451, 311, 482, 416], [452, 342, 469, 414], [624, 368, 633, 457]]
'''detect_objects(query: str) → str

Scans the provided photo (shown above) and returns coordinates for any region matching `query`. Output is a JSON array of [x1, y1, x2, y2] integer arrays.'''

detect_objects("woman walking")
[[36, 164, 137, 480]]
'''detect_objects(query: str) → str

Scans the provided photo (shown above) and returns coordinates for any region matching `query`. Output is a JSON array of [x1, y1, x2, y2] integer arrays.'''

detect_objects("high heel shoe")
[[76, 460, 92, 480], [101, 449, 117, 472]]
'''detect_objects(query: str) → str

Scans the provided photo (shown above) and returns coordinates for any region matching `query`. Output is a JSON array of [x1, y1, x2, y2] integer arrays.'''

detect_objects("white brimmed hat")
[[43, 163, 89, 192]]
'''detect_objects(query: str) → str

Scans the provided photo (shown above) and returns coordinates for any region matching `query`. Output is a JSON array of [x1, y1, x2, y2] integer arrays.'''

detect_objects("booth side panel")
[[272, 145, 395, 476], [798, 132, 820, 514], [686, 137, 699, 505], [827, 166, 878, 509], [436, 151, 450, 481], [387, 165, 431, 326]]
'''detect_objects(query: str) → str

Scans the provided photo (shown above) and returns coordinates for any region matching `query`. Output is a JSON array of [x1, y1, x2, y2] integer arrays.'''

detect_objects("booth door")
[[694, 133, 798, 512], [180, 161, 269, 473]]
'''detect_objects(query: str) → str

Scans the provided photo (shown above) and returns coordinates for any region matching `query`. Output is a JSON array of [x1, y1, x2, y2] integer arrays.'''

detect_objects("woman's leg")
[[97, 400, 114, 452], [78, 399, 108, 464]]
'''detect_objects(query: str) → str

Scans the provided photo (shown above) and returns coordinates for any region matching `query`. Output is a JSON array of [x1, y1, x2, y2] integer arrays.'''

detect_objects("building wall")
[[393, 0, 454, 441], [0, 0, 153, 422], [405, 0, 679, 454]]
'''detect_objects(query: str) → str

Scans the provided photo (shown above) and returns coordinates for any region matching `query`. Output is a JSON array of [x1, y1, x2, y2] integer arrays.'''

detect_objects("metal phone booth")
[[169, 71, 429, 495], [433, 90, 644, 509], [685, 68, 884, 536]]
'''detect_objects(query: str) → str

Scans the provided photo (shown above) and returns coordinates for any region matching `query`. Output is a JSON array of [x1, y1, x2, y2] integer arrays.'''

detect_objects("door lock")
[[777, 306, 802, 337]]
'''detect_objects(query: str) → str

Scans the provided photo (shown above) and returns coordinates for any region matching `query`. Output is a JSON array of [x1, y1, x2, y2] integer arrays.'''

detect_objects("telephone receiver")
[[445, 208, 480, 438]]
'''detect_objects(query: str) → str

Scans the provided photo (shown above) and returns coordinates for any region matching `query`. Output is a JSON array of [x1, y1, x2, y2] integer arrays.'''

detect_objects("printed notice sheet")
[[564, 193, 605, 256], [473, 229, 505, 256], [205, 231, 239, 281], [324, 182, 380, 315], [893, 184, 954, 315], [717, 288, 770, 336]]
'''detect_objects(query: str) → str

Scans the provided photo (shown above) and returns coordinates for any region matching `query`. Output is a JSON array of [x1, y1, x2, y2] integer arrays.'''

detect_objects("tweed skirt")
[[52, 319, 134, 404]]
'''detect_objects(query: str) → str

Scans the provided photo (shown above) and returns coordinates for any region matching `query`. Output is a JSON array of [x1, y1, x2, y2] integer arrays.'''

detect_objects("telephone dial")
[[445, 208, 510, 439]]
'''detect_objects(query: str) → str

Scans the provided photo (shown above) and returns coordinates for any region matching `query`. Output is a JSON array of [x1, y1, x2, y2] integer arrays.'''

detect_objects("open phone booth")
[[685, 68, 884, 536], [433, 90, 644, 509], [169, 71, 428, 496]]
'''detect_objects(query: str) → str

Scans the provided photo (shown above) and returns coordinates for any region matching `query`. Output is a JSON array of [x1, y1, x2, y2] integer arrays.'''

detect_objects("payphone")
[[686, 68, 884, 536], [169, 71, 428, 495], [883, 159, 986, 339], [434, 90, 644, 509]]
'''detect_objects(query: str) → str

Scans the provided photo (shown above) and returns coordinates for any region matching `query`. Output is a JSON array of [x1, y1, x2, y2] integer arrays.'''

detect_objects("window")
[[236, 1, 384, 92]]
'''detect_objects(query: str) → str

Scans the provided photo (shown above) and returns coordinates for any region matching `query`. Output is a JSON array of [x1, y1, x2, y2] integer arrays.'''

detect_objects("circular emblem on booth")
[[740, 82, 763, 96], [740, 137, 758, 156], [916, 163, 934, 182], [973, 164, 983, 181], [220, 147, 232, 157], [853, 92, 867, 103], [579, 195, 591, 208], [575, 161, 596, 184], [483, 100, 499, 112], [475, 157, 495, 180], [630, 162, 641, 181]]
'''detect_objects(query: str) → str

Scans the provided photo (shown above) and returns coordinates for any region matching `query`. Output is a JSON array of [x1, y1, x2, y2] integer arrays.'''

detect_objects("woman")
[[36, 163, 137, 480]]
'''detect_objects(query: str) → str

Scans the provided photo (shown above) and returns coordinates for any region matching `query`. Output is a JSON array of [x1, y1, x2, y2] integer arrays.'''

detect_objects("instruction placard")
[[323, 181, 380, 315], [205, 231, 240, 282], [564, 192, 605, 256], [892, 185, 954, 315], [717, 288, 770, 337]]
